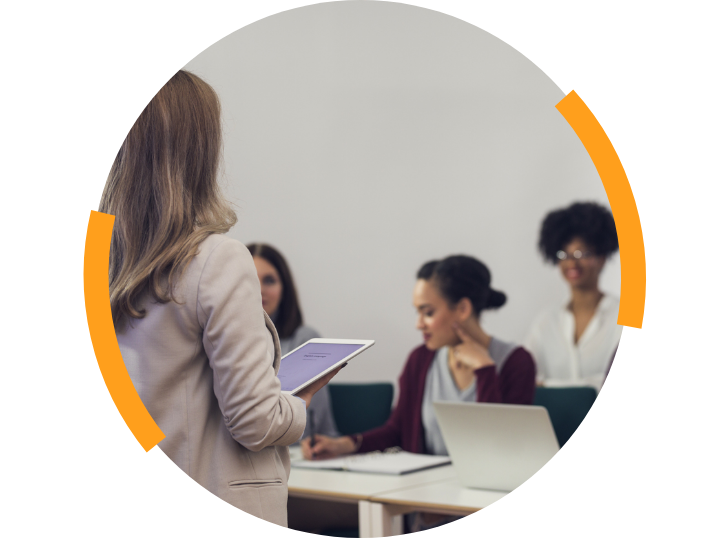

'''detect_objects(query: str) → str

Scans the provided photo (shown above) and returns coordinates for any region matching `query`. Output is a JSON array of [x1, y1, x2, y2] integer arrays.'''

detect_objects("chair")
[[533, 387, 598, 447], [328, 383, 394, 436]]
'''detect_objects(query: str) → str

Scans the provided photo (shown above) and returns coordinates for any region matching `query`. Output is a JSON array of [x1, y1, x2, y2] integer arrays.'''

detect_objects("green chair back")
[[328, 383, 394, 436], [533, 387, 598, 447]]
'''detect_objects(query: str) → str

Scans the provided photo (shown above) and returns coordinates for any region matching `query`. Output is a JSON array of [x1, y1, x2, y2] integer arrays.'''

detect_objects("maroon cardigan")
[[357, 344, 536, 454]]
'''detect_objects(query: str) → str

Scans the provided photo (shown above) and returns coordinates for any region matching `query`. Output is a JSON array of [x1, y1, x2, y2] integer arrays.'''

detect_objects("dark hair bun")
[[487, 289, 507, 309], [417, 255, 506, 317]]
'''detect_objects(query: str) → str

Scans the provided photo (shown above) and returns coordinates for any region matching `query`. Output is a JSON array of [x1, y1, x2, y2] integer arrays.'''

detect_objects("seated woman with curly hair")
[[525, 201, 621, 391]]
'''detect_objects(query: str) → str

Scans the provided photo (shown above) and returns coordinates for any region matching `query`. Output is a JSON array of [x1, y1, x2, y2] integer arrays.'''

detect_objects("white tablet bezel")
[[279, 338, 375, 395]]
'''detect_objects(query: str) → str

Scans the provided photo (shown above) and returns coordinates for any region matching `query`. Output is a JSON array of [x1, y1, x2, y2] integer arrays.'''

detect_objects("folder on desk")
[[291, 450, 451, 475]]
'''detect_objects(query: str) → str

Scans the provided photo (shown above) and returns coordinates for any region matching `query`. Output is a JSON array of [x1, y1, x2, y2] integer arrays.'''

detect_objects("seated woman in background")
[[525, 201, 621, 391], [303, 254, 536, 460], [247, 243, 339, 440]]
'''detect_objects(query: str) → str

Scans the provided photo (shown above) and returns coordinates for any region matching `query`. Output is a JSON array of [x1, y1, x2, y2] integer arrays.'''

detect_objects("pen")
[[309, 409, 316, 457]]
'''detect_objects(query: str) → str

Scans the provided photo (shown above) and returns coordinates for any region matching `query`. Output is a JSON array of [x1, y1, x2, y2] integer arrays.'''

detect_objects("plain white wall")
[[185, 1, 620, 385]]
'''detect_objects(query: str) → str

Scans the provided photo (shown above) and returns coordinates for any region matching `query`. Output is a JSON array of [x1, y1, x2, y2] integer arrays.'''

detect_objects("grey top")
[[421, 337, 518, 456], [279, 324, 340, 440]]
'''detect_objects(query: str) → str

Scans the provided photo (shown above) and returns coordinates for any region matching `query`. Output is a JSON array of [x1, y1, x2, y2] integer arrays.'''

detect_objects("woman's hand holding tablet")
[[296, 369, 342, 408], [277, 338, 375, 395]]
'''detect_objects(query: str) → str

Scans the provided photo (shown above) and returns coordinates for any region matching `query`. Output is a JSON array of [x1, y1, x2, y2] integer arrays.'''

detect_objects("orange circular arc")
[[84, 210, 165, 451], [556, 91, 646, 329]]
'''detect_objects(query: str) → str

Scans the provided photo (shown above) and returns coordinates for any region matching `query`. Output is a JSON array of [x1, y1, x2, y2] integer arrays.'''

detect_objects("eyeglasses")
[[556, 249, 594, 261]]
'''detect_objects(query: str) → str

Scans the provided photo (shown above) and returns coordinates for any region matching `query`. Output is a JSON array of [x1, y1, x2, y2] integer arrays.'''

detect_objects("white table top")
[[369, 478, 508, 514], [287, 446, 458, 501]]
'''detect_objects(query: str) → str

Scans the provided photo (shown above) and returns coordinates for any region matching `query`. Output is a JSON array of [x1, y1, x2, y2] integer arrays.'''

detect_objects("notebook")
[[291, 448, 451, 475], [433, 401, 559, 491]]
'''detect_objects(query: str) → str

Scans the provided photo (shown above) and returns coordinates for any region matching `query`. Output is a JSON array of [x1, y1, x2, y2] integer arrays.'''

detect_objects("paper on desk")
[[291, 450, 451, 475]]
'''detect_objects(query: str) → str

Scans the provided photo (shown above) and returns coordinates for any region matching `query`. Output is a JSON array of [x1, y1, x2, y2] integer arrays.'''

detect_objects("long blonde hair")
[[100, 70, 237, 325]]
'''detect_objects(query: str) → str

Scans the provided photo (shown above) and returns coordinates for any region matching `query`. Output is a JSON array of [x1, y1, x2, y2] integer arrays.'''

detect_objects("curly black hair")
[[538, 202, 619, 263]]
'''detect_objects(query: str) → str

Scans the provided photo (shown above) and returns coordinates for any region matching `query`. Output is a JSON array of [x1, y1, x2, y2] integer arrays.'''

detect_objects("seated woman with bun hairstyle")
[[302, 255, 536, 461], [525, 201, 622, 391], [303, 255, 536, 532]]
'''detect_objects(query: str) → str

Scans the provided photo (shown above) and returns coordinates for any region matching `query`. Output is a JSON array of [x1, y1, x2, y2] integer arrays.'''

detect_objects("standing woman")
[[247, 243, 339, 440], [101, 71, 336, 526], [525, 201, 621, 391]]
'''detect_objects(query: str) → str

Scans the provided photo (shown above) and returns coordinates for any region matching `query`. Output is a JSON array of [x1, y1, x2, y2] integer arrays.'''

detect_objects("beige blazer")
[[117, 234, 306, 526]]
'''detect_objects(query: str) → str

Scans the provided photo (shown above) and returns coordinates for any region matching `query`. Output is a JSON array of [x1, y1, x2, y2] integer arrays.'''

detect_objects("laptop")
[[432, 401, 559, 492]]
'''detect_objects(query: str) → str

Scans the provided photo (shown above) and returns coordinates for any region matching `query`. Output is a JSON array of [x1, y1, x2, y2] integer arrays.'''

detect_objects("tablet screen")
[[278, 342, 364, 392]]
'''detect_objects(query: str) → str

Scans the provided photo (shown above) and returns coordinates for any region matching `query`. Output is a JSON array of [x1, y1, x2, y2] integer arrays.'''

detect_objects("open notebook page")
[[291, 450, 451, 475]]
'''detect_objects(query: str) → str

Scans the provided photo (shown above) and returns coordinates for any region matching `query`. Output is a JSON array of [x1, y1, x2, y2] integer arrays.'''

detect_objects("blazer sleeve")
[[196, 238, 306, 452]]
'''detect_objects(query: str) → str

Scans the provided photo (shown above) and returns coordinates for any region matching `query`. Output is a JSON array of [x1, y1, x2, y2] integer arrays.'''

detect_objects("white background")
[[183, 1, 620, 386]]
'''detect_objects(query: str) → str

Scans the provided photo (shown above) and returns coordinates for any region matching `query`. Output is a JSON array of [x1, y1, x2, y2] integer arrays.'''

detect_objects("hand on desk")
[[301, 434, 356, 460]]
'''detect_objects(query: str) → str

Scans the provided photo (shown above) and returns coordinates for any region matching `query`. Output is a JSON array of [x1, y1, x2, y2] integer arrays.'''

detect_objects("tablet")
[[277, 338, 375, 395]]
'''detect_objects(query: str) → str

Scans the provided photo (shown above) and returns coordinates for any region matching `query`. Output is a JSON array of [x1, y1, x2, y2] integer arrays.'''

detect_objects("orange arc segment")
[[84, 210, 165, 451], [556, 91, 646, 328]]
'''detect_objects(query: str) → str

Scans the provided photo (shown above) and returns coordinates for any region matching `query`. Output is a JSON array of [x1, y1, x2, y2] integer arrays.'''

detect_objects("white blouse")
[[524, 294, 622, 391]]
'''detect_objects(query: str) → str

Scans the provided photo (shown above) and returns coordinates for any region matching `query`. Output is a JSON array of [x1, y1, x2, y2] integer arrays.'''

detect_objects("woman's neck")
[[569, 287, 604, 314], [458, 317, 492, 348]]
